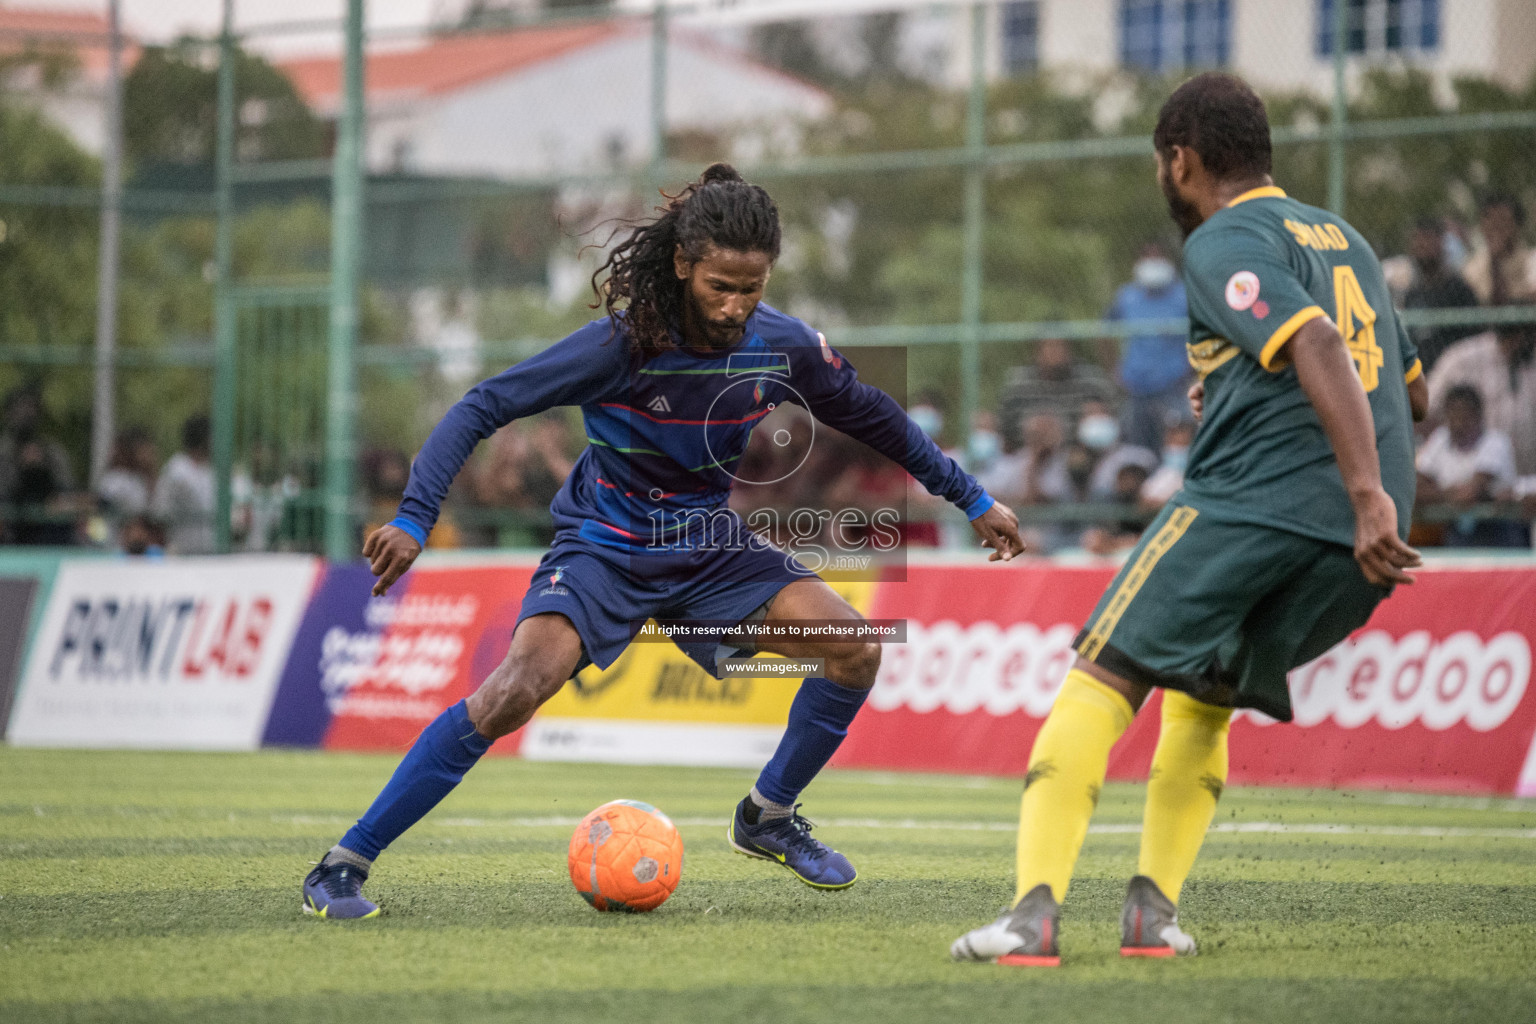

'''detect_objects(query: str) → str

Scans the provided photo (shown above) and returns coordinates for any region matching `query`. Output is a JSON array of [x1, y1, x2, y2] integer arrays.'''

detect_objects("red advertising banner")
[[836, 563, 1536, 795], [311, 561, 536, 755]]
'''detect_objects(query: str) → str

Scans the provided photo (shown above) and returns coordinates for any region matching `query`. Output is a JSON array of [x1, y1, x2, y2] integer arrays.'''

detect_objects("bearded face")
[[1158, 153, 1204, 238]]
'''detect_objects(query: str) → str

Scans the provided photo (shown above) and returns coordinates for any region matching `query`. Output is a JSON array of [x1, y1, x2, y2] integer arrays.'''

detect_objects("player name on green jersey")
[[1178, 186, 1419, 549]]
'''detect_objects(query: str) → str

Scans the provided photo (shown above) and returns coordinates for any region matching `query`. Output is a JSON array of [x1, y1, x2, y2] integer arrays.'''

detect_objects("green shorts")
[[1073, 499, 1391, 721]]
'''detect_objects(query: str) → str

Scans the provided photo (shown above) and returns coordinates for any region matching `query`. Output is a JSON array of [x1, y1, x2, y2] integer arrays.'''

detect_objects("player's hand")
[[363, 524, 423, 597], [1188, 381, 1205, 423], [971, 501, 1026, 562], [1351, 488, 1421, 587]]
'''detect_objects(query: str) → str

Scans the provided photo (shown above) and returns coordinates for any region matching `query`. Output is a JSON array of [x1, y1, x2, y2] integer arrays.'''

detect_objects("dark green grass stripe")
[[8, 977, 1536, 1024], [3, 879, 1531, 943], [13, 831, 1531, 864], [0, 836, 566, 861]]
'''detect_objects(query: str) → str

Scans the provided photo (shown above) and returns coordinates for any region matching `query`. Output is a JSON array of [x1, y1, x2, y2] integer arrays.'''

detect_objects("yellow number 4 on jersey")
[[1332, 265, 1383, 392]]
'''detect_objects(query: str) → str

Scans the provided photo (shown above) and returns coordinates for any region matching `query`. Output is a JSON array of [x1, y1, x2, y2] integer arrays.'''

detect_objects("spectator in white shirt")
[[1417, 385, 1526, 548], [1428, 326, 1536, 476], [153, 414, 216, 554], [97, 428, 159, 521]]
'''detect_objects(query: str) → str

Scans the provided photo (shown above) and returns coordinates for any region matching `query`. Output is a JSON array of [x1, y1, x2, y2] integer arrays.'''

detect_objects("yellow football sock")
[[1015, 668, 1136, 904], [1136, 690, 1233, 905]]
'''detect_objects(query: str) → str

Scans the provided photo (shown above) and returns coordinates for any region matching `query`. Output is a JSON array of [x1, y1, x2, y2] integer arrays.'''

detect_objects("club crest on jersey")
[[540, 565, 571, 596], [817, 332, 842, 369], [647, 395, 671, 414], [1225, 271, 1260, 311]]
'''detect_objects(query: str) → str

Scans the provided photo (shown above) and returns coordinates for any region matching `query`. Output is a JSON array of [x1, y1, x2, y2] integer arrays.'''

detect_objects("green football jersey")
[[1178, 185, 1420, 548]]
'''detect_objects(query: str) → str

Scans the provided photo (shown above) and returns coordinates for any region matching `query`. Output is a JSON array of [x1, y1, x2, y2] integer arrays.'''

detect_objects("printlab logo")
[[540, 566, 571, 596]]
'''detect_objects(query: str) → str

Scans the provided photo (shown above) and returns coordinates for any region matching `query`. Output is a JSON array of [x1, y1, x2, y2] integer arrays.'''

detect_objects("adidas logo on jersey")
[[648, 395, 671, 413]]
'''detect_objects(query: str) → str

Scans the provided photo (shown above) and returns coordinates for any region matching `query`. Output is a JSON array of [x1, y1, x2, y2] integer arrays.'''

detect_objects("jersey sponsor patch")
[[539, 565, 572, 596], [817, 332, 842, 369], [1225, 271, 1261, 311]]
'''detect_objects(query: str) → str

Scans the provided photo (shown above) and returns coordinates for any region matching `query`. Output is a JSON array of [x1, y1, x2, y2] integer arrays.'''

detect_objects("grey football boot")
[[950, 883, 1061, 967], [1120, 875, 1197, 957]]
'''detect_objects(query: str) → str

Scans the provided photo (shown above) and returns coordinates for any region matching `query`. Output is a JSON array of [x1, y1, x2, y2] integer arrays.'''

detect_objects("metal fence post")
[[325, 0, 366, 561], [1328, 0, 1348, 215], [211, 0, 237, 553], [960, 3, 987, 441], [89, 0, 123, 488], [650, 1, 668, 174]]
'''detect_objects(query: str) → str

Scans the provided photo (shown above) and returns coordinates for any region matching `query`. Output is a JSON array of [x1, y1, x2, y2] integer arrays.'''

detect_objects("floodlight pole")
[[959, 3, 986, 444], [1327, 0, 1347, 215], [89, 0, 124, 487], [212, 0, 238, 553], [650, 1, 668, 174], [325, 0, 366, 561]]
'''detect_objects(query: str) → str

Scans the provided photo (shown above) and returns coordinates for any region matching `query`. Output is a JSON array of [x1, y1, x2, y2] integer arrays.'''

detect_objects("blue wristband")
[[963, 492, 995, 521], [386, 516, 429, 548]]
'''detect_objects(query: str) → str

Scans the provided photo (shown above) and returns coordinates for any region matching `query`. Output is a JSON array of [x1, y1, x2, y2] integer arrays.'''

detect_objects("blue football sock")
[[753, 677, 869, 808], [337, 699, 492, 861]]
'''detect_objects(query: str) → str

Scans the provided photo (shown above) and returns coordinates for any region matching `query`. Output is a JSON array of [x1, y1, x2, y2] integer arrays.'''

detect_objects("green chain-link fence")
[[3, 0, 1534, 554]]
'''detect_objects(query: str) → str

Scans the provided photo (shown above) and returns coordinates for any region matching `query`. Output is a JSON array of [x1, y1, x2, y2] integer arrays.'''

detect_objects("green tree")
[[123, 39, 325, 171]]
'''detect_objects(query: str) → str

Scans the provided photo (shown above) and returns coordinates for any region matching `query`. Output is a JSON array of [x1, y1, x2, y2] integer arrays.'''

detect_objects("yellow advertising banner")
[[522, 580, 878, 764], [534, 578, 877, 728]]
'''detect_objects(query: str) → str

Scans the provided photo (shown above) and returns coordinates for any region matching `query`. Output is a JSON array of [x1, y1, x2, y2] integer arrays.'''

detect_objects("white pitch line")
[[273, 814, 1536, 839]]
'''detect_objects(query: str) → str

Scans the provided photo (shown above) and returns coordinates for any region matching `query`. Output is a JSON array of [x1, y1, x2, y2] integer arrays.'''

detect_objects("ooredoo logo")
[[870, 621, 1531, 733], [867, 620, 1077, 718], [1282, 630, 1530, 732]]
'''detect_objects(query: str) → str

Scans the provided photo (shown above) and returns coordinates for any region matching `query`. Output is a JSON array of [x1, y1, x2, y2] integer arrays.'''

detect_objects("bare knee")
[[824, 641, 880, 691], [466, 649, 570, 739]]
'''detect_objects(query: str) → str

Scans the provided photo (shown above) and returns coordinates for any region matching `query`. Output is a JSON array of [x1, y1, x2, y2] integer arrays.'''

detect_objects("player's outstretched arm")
[[970, 501, 1026, 561], [1287, 317, 1422, 587], [363, 523, 422, 597]]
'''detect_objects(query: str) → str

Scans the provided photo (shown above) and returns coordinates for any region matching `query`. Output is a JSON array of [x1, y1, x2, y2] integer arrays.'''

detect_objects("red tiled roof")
[[282, 20, 624, 108], [0, 4, 139, 79]]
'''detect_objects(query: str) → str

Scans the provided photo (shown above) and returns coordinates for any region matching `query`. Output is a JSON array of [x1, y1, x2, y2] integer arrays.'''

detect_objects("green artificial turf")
[[1, 747, 1534, 1023]]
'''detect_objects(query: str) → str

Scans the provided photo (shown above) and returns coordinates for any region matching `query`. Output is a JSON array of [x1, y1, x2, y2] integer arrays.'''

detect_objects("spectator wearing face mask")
[[1139, 418, 1195, 510], [981, 411, 1074, 552], [1106, 240, 1192, 453], [907, 391, 947, 445], [962, 409, 1003, 476], [1078, 400, 1159, 500], [997, 338, 1117, 451]]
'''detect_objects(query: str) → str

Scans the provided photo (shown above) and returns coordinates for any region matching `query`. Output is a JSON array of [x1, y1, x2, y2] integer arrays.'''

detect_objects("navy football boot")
[[302, 859, 381, 919], [727, 800, 858, 890]]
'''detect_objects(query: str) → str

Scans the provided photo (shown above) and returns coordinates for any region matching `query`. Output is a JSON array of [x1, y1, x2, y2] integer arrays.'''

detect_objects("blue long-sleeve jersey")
[[390, 304, 993, 551]]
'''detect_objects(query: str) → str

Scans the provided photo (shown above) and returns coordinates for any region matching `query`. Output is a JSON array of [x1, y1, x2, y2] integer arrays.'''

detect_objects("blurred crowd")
[[894, 193, 1536, 554], [3, 194, 1533, 556], [0, 395, 305, 555]]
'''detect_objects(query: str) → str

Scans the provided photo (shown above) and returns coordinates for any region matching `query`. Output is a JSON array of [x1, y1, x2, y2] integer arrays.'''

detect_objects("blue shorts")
[[517, 530, 815, 678]]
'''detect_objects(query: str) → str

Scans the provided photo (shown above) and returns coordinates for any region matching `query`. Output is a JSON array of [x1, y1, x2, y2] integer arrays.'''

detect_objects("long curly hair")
[[591, 163, 781, 358]]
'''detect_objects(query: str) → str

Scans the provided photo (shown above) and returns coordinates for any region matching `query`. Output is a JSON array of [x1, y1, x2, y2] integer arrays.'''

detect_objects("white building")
[[646, 0, 1534, 97], [0, 4, 139, 156], [892, 0, 1536, 95], [280, 19, 833, 178]]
